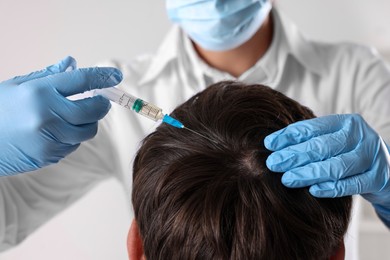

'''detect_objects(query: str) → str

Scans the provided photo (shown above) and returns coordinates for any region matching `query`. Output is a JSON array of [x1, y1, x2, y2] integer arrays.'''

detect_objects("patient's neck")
[[193, 14, 274, 78]]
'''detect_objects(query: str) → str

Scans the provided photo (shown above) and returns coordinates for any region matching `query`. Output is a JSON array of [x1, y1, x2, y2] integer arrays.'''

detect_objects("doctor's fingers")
[[48, 121, 100, 145], [36, 66, 123, 97], [264, 114, 347, 151], [5, 56, 76, 85], [281, 149, 371, 188], [55, 95, 111, 125], [266, 128, 357, 172], [308, 168, 388, 198]]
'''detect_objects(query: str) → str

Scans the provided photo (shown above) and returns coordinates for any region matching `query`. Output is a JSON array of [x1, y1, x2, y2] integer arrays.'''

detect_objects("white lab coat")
[[1, 8, 389, 259]]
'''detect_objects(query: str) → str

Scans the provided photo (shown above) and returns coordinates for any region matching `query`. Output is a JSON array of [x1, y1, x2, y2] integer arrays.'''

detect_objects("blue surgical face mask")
[[166, 0, 272, 51]]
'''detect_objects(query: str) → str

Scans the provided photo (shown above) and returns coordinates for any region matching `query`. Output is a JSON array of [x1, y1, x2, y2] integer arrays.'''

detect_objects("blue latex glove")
[[265, 114, 390, 226], [0, 56, 122, 176]]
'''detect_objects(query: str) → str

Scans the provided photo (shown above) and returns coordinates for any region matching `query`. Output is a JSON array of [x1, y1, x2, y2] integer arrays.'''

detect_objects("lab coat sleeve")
[[0, 106, 123, 251], [354, 46, 390, 228]]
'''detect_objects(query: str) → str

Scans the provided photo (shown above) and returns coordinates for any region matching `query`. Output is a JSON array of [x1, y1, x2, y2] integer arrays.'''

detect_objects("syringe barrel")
[[137, 101, 164, 121], [94, 87, 137, 108], [94, 88, 164, 121]]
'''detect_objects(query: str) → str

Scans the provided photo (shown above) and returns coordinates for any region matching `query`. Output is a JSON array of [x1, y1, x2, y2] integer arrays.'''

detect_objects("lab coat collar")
[[138, 7, 326, 86], [275, 8, 326, 76], [138, 27, 180, 86], [139, 25, 206, 90]]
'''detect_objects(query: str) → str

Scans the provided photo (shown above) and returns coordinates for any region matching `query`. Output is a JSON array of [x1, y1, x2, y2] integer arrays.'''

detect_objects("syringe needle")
[[162, 115, 217, 144], [183, 126, 218, 144]]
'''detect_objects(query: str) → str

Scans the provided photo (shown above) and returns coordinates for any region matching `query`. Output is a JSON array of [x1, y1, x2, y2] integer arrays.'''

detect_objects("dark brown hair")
[[132, 81, 352, 260]]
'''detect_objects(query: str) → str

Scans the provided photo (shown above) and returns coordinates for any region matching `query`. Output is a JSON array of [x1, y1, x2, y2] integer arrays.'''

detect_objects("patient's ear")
[[330, 240, 345, 260], [127, 219, 145, 260]]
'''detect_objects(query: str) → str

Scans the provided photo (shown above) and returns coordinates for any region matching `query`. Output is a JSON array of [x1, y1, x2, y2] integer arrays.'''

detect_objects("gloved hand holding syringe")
[[94, 87, 216, 142]]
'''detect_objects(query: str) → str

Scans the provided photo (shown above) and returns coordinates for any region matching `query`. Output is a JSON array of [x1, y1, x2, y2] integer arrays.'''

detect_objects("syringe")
[[94, 87, 183, 128], [94, 88, 217, 143]]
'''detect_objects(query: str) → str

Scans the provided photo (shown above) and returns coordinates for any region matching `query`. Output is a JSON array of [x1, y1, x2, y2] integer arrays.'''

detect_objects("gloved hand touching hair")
[[265, 114, 390, 227], [0, 56, 122, 176]]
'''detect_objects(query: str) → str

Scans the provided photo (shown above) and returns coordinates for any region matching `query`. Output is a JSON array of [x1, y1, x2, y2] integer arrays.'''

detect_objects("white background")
[[0, 1, 390, 259]]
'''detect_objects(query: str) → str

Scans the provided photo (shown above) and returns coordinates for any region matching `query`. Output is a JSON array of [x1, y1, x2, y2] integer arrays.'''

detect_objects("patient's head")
[[129, 81, 352, 260]]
